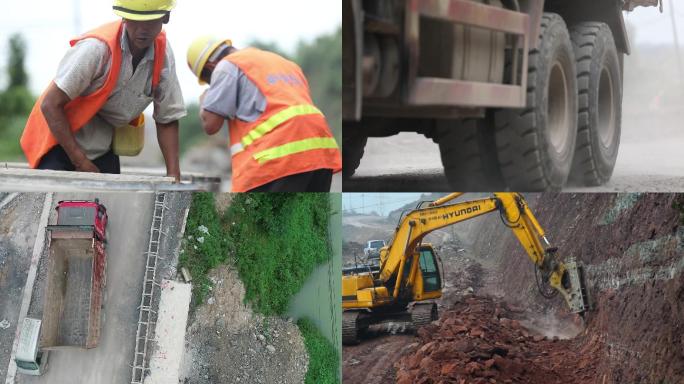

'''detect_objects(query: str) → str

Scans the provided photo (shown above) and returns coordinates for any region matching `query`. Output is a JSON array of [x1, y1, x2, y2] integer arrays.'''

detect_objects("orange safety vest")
[[20, 20, 166, 168], [223, 48, 342, 192]]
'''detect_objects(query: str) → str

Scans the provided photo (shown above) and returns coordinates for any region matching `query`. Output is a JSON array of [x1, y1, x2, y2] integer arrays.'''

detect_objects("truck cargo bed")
[[59, 256, 92, 346], [42, 235, 104, 349]]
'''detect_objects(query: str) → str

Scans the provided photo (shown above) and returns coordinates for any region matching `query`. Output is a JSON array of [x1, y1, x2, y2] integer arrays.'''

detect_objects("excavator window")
[[418, 249, 441, 293]]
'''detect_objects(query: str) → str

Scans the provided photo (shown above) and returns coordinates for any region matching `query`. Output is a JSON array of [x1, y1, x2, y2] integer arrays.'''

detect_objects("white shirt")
[[54, 26, 187, 159], [201, 59, 267, 130]]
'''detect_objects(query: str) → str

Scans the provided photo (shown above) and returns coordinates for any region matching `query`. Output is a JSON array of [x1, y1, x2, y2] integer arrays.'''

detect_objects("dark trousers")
[[248, 169, 333, 192], [37, 145, 121, 174]]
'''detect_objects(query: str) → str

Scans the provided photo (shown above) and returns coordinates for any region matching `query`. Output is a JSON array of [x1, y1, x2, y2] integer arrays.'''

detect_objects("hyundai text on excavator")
[[342, 192, 590, 344]]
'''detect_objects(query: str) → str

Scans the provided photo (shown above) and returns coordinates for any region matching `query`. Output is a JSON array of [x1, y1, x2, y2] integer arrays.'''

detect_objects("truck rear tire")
[[494, 13, 578, 190], [568, 22, 621, 186], [343, 133, 367, 178], [435, 118, 504, 190]]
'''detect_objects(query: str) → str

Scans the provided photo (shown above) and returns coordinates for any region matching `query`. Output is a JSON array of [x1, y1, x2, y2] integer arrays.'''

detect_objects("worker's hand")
[[167, 170, 181, 183], [74, 157, 100, 173]]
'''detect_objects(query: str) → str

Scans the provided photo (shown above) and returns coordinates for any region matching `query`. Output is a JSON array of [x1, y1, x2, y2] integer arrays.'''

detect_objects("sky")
[[0, 2, 680, 104], [0, 0, 342, 101], [343, 193, 426, 216]]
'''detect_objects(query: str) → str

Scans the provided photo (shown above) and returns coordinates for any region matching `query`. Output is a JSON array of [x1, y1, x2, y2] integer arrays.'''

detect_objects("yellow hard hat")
[[187, 36, 233, 85], [113, 0, 176, 21]]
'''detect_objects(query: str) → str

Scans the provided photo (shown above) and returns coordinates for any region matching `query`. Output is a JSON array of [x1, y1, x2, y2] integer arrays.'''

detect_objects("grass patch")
[[297, 318, 339, 384], [225, 193, 331, 316], [178, 192, 229, 305]]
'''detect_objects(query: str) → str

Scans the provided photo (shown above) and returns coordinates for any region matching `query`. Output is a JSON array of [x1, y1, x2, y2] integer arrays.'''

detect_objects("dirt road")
[[344, 133, 684, 192], [17, 192, 155, 384], [0, 194, 45, 381], [343, 334, 417, 384]]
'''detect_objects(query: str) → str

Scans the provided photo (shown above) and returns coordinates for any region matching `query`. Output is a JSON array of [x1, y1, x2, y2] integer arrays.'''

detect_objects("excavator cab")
[[415, 245, 442, 298]]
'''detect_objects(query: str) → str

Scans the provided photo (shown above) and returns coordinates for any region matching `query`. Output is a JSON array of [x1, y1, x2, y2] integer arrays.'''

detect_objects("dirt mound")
[[396, 296, 602, 384], [182, 265, 308, 384]]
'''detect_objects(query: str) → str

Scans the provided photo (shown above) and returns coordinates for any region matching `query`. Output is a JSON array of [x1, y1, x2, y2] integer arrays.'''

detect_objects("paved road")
[[18, 192, 155, 384], [344, 133, 684, 192]]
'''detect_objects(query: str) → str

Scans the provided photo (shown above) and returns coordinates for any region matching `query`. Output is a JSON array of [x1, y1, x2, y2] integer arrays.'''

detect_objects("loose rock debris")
[[396, 296, 602, 384]]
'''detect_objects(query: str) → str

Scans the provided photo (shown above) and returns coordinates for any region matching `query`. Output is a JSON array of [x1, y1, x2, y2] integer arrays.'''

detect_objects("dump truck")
[[343, 0, 661, 190], [14, 199, 108, 375], [43, 199, 108, 349]]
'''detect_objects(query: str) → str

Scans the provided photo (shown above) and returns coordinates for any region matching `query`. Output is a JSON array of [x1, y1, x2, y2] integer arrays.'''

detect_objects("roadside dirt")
[[181, 264, 308, 384], [0, 193, 44, 381], [343, 334, 417, 384]]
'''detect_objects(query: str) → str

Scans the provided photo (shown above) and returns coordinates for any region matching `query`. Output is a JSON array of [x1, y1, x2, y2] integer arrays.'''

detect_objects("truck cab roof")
[[16, 318, 41, 363]]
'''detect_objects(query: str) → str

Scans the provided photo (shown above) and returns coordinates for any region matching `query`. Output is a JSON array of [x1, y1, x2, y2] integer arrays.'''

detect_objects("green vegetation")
[[225, 193, 331, 315], [178, 193, 230, 305], [297, 318, 340, 384], [180, 193, 331, 314], [0, 34, 34, 160], [179, 193, 337, 381]]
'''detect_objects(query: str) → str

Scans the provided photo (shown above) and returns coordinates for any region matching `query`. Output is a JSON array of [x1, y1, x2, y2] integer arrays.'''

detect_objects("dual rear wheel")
[[343, 13, 623, 190], [437, 14, 622, 190]]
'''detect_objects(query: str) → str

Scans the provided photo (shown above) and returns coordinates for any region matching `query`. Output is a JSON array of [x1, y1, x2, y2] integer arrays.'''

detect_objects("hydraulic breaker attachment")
[[558, 258, 591, 314]]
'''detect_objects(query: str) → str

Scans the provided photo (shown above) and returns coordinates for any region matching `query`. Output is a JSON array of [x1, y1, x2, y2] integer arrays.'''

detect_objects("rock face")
[[484, 194, 684, 383]]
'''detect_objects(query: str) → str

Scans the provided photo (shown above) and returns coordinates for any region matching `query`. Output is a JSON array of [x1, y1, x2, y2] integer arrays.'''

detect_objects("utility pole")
[[669, 0, 684, 84]]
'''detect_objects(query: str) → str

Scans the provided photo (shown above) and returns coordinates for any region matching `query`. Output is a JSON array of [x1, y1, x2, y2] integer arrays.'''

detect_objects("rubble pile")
[[396, 296, 602, 384]]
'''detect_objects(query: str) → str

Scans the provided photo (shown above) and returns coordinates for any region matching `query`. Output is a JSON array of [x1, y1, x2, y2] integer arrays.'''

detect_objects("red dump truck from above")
[[343, 0, 661, 190], [15, 199, 108, 376]]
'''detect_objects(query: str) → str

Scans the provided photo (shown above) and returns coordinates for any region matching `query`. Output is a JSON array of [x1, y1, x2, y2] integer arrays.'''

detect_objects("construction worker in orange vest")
[[20, 0, 185, 181], [186, 37, 342, 192]]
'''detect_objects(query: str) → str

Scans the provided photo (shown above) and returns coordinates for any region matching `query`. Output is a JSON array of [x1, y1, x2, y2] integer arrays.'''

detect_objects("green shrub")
[[225, 193, 331, 315], [179, 192, 230, 305], [0, 115, 28, 160], [298, 318, 339, 384]]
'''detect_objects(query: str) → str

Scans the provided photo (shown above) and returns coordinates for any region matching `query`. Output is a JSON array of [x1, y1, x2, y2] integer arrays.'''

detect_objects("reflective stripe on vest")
[[223, 48, 342, 191], [230, 142, 244, 155], [252, 137, 339, 164], [240, 104, 323, 149]]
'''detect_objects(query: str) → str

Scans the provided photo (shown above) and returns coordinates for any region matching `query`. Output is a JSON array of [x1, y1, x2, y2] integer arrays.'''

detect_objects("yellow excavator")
[[342, 193, 590, 344]]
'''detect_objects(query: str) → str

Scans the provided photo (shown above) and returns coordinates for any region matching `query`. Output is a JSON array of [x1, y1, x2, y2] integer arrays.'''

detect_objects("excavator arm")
[[378, 192, 589, 314]]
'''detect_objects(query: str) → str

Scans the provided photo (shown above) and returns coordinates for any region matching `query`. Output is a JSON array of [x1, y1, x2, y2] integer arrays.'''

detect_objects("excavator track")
[[343, 311, 363, 345], [411, 302, 438, 329]]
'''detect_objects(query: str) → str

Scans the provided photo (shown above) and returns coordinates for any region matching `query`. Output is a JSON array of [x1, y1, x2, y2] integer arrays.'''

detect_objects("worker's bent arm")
[[200, 109, 225, 136], [40, 82, 99, 172], [156, 120, 181, 182]]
